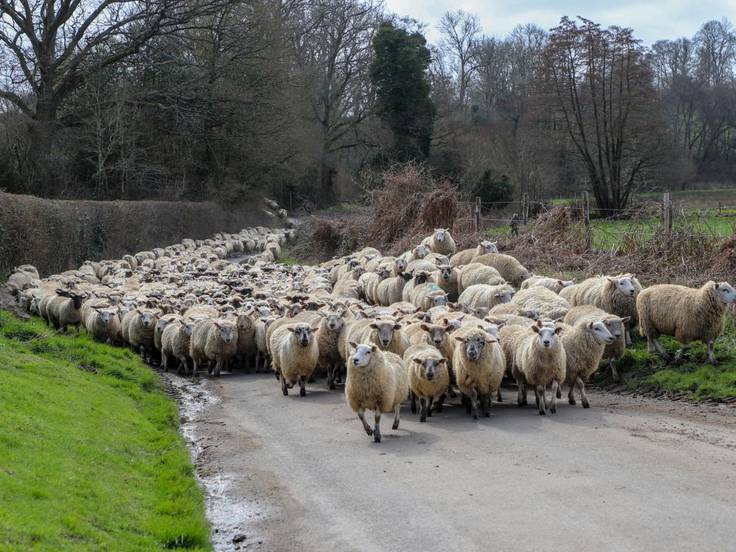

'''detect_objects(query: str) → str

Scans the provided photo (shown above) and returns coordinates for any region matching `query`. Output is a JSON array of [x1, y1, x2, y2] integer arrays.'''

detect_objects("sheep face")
[[288, 324, 316, 347], [432, 294, 449, 307], [589, 320, 615, 344], [323, 313, 344, 332], [558, 280, 575, 288], [182, 322, 195, 337], [531, 325, 562, 348], [394, 258, 407, 273], [413, 272, 429, 285], [414, 357, 446, 381], [414, 245, 430, 258], [377, 267, 392, 280], [494, 289, 514, 304], [140, 311, 157, 329], [480, 241, 498, 254], [421, 324, 448, 347], [434, 229, 448, 243], [370, 320, 401, 347], [213, 321, 236, 344], [602, 317, 627, 340], [455, 334, 493, 361], [438, 266, 453, 282], [609, 276, 637, 297], [96, 309, 117, 326], [156, 318, 172, 333], [715, 282, 736, 304], [349, 343, 376, 368]]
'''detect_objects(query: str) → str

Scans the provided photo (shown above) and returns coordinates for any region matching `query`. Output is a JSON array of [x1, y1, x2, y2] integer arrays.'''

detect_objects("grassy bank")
[[593, 317, 736, 401], [0, 311, 211, 551]]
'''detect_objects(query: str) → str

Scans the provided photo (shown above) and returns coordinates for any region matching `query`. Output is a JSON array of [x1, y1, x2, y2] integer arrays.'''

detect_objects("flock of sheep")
[[6, 226, 736, 442]]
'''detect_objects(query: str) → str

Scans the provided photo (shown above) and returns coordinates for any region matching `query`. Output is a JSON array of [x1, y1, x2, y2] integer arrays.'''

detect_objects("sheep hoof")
[[373, 433, 381, 443], [568, 398, 576, 405], [556, 387, 562, 399], [299, 387, 306, 397], [364, 427, 373, 436], [419, 415, 426, 423], [582, 400, 590, 409], [538, 409, 546, 416], [550, 404, 557, 414], [328, 382, 336, 390], [392, 421, 399, 430]]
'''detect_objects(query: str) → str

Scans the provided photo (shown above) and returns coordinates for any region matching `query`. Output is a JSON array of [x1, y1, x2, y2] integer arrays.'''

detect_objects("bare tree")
[[544, 17, 663, 212], [438, 9, 480, 111], [299, 0, 381, 198]]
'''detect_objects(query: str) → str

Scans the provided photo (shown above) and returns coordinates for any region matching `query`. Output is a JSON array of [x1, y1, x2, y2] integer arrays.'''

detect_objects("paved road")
[[172, 373, 736, 552]]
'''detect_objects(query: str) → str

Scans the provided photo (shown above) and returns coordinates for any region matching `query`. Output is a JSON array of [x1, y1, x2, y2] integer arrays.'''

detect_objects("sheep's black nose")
[[543, 340, 550, 346]]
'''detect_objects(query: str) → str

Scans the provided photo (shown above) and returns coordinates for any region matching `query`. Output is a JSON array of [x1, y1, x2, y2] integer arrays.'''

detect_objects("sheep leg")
[[496, 388, 503, 402], [357, 408, 373, 436], [625, 329, 632, 346], [192, 360, 199, 378], [468, 388, 479, 420], [673, 345, 690, 365], [214, 359, 222, 377], [536, 385, 546, 416], [419, 397, 427, 422], [549, 381, 559, 414], [482, 393, 491, 417], [327, 364, 336, 390], [434, 394, 444, 413], [610, 358, 620, 382], [652, 338, 672, 362], [410, 391, 418, 414], [707, 340, 717, 366], [373, 411, 382, 443], [299, 375, 307, 397], [427, 397, 434, 417], [392, 404, 401, 430], [577, 377, 590, 408], [516, 379, 525, 407], [280, 374, 289, 396], [568, 384, 576, 405]]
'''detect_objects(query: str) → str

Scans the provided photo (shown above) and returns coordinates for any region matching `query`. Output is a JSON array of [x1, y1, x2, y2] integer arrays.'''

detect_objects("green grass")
[[0, 311, 211, 551], [594, 317, 736, 400], [278, 254, 302, 266], [588, 215, 734, 251]]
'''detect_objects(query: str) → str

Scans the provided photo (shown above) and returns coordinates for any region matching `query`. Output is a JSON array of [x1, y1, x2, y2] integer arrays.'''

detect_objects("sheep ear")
[[454, 336, 464, 342], [531, 325, 540, 333], [393, 323, 402, 330], [412, 358, 422, 364], [438, 358, 447, 364], [607, 276, 617, 283], [420, 324, 430, 331], [620, 316, 631, 323], [554, 327, 563, 334], [485, 337, 498, 344], [371, 345, 377, 352], [349, 341, 358, 350], [287, 326, 297, 333], [311, 325, 320, 332]]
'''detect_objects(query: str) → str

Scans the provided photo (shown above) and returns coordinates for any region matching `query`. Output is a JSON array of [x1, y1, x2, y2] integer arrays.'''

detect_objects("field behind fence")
[[474, 189, 736, 253]]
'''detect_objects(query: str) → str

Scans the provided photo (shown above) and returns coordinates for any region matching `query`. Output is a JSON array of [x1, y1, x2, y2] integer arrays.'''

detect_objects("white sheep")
[[636, 281, 736, 365], [449, 241, 498, 267], [189, 318, 238, 377], [404, 344, 449, 422], [520, 276, 575, 294], [421, 228, 457, 256], [558, 319, 614, 408], [270, 323, 319, 396], [452, 327, 506, 419], [458, 283, 515, 314], [457, 263, 506, 294], [509, 286, 570, 321], [345, 343, 408, 442]]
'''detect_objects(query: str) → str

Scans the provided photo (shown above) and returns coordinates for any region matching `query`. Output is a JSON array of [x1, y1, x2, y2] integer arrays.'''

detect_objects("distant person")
[[510, 213, 520, 237]]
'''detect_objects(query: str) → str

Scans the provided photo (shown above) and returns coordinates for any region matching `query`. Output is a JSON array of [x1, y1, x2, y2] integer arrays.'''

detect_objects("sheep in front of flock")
[[636, 281, 736, 365], [189, 318, 238, 377], [564, 305, 629, 382], [558, 318, 614, 408], [404, 344, 449, 422], [500, 321, 566, 415], [269, 322, 319, 396], [345, 343, 408, 442], [452, 327, 505, 419]]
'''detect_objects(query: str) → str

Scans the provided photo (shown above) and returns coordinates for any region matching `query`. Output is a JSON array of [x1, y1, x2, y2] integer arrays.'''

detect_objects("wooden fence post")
[[583, 191, 591, 251], [474, 196, 481, 234], [522, 193, 528, 225], [663, 192, 672, 234]]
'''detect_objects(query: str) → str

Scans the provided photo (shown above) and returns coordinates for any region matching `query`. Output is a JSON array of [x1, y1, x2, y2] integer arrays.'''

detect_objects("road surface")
[[167, 373, 736, 552]]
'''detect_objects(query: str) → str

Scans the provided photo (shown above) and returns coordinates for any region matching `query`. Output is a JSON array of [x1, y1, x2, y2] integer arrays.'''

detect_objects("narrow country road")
[[170, 373, 736, 552]]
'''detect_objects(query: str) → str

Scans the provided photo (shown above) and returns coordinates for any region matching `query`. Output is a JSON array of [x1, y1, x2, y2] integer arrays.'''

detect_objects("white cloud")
[[383, 0, 734, 44]]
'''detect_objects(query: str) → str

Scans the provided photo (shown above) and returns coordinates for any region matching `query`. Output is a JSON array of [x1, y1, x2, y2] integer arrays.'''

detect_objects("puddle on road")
[[163, 373, 267, 551]]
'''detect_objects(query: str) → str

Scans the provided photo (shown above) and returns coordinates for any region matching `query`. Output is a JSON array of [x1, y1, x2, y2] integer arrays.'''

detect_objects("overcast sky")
[[383, 0, 735, 45]]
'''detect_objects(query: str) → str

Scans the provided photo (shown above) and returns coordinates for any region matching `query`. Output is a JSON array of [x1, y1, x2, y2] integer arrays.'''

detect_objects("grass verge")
[[0, 311, 211, 551], [593, 317, 736, 401]]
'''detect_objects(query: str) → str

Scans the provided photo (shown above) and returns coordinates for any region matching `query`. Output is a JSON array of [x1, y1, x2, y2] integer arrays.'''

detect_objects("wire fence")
[[467, 191, 736, 252]]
